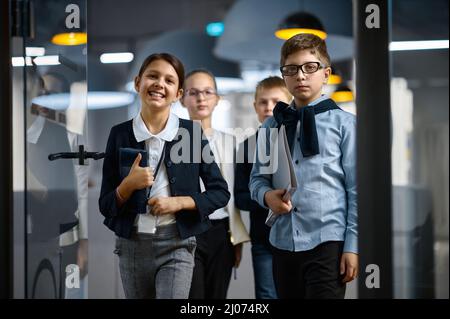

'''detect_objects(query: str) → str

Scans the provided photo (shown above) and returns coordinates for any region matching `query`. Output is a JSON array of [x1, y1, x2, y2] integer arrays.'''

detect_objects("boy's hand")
[[264, 189, 292, 214], [340, 252, 359, 283], [148, 197, 181, 215]]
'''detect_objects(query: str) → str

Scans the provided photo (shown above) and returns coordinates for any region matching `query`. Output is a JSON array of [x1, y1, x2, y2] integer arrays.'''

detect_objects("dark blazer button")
[[170, 177, 176, 184], [166, 160, 172, 167], [295, 160, 299, 164], [294, 207, 298, 212]]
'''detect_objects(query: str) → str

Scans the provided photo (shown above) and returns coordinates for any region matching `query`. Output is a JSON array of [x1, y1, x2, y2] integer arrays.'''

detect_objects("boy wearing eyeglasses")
[[181, 69, 250, 299], [249, 34, 358, 299]]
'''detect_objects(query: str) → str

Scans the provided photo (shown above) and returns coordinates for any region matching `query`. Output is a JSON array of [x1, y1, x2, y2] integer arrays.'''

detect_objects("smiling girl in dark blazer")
[[98, 53, 230, 299]]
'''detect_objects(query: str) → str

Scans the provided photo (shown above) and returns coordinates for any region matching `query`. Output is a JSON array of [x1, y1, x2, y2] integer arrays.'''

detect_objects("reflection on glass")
[[23, 0, 88, 299], [391, 66, 449, 298]]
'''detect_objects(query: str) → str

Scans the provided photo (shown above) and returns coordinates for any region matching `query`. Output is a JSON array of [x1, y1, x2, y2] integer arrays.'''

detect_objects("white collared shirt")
[[132, 111, 179, 233], [204, 129, 229, 220]]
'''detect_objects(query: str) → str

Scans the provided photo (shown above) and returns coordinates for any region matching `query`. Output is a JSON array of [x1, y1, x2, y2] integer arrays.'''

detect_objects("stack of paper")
[[265, 125, 298, 226]]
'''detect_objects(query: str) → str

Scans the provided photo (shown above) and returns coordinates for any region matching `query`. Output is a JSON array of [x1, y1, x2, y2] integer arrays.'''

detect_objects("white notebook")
[[265, 124, 298, 227]]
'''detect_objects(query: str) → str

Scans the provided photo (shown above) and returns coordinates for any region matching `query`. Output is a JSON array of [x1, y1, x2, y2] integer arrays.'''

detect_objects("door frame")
[[0, 0, 13, 299], [355, 0, 393, 298]]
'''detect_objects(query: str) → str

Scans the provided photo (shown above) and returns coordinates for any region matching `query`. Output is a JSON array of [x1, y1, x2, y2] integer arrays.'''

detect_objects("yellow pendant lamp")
[[275, 12, 327, 40], [331, 85, 354, 103], [51, 32, 87, 46], [328, 69, 343, 85]]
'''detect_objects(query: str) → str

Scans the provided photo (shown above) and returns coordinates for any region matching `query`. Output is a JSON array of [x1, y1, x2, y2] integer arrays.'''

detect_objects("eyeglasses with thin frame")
[[280, 62, 327, 76], [184, 88, 218, 99]]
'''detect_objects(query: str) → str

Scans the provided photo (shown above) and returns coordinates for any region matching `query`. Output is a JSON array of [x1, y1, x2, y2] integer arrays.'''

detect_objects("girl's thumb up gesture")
[[126, 153, 154, 191]]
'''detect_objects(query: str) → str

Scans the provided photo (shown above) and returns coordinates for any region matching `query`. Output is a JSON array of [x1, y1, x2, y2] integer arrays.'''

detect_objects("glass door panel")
[[21, 0, 89, 299]]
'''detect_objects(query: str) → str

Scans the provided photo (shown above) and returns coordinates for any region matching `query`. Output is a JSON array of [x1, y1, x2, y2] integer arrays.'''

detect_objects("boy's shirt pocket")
[[296, 155, 323, 194]]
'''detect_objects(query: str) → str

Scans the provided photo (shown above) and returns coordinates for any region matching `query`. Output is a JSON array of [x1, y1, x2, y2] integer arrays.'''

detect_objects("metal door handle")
[[48, 145, 105, 165]]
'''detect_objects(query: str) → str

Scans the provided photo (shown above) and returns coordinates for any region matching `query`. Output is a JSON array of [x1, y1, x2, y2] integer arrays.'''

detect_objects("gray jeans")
[[114, 223, 196, 299]]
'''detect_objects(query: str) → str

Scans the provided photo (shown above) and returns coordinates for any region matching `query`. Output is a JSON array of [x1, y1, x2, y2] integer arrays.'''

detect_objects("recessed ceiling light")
[[26, 47, 45, 57], [100, 52, 134, 64], [389, 40, 449, 51]]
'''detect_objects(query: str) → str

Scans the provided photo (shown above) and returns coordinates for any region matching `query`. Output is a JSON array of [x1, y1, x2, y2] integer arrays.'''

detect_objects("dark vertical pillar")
[[354, 0, 393, 298], [0, 0, 13, 299]]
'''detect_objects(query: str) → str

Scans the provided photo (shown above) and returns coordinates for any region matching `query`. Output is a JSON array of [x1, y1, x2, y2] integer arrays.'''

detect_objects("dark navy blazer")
[[98, 118, 230, 239]]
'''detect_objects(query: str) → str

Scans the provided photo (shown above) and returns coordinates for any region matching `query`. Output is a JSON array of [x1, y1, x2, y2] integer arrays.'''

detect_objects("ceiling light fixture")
[[327, 69, 343, 85], [12, 55, 60, 67], [34, 55, 60, 66], [51, 32, 87, 46], [328, 74, 342, 85], [206, 22, 225, 37], [31, 92, 135, 110], [26, 47, 46, 57], [389, 40, 449, 51], [11, 57, 32, 67], [100, 52, 134, 64], [331, 85, 354, 103], [275, 11, 327, 40]]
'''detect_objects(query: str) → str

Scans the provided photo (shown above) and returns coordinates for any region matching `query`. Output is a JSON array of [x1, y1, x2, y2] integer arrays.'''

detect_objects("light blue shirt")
[[249, 95, 358, 254]]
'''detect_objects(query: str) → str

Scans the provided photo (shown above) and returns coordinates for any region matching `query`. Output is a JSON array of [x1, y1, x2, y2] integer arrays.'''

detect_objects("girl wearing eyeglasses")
[[181, 69, 250, 299]]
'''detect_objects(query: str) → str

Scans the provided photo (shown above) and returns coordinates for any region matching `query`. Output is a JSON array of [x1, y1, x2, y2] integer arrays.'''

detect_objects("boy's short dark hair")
[[254, 76, 292, 101], [280, 33, 331, 67]]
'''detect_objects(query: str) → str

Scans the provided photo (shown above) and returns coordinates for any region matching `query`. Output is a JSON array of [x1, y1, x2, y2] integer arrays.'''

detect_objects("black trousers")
[[189, 218, 235, 299], [272, 241, 346, 299]]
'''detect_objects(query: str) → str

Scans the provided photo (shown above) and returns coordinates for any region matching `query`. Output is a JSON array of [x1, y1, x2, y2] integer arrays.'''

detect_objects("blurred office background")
[[5, 0, 448, 299]]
